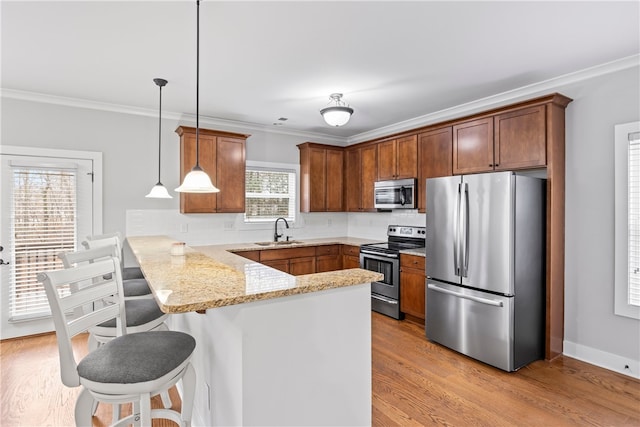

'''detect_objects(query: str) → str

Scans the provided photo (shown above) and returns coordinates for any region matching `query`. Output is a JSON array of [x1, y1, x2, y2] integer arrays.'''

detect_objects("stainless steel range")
[[360, 225, 426, 319]]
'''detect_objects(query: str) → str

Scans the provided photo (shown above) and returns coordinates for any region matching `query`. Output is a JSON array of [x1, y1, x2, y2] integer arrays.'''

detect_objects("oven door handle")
[[371, 294, 398, 304], [360, 250, 399, 259]]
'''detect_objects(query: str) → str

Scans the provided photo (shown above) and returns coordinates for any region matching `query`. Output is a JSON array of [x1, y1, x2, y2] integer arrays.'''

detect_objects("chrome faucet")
[[274, 217, 289, 242]]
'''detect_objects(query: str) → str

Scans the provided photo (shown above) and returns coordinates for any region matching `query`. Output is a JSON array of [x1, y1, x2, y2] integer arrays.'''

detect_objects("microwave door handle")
[[400, 186, 406, 205]]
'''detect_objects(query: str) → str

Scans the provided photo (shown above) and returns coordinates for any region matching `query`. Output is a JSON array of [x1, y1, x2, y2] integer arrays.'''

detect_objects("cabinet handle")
[[489, 164, 493, 167], [495, 164, 499, 167]]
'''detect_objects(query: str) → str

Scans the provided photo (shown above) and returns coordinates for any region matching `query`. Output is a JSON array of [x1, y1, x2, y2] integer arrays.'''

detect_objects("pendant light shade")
[[175, 0, 219, 193], [146, 78, 173, 198], [320, 93, 354, 127]]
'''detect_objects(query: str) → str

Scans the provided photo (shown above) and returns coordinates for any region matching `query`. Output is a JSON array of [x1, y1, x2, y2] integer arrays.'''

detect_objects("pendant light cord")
[[195, 0, 201, 169], [157, 83, 163, 184]]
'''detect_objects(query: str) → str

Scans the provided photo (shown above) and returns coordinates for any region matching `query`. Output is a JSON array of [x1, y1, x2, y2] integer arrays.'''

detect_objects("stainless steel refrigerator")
[[425, 171, 546, 372]]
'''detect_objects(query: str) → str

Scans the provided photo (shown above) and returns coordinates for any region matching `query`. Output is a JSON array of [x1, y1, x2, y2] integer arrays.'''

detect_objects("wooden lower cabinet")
[[341, 244, 361, 269], [400, 254, 426, 322], [289, 256, 316, 275], [262, 259, 290, 273], [316, 245, 342, 273]]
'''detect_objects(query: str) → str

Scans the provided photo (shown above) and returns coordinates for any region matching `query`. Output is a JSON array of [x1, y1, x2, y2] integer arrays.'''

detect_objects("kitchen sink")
[[254, 240, 303, 246]]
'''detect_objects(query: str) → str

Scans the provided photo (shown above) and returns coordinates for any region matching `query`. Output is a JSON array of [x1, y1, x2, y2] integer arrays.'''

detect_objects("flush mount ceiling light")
[[176, 0, 219, 193], [320, 93, 354, 127], [146, 78, 173, 199]]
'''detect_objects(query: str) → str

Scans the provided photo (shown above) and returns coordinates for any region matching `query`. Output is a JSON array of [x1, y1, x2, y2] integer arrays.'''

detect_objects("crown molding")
[[2, 54, 637, 146], [0, 88, 347, 144], [347, 54, 640, 144]]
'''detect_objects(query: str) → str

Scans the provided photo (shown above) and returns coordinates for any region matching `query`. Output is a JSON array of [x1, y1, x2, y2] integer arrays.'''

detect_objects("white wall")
[[2, 64, 639, 377], [559, 66, 640, 377]]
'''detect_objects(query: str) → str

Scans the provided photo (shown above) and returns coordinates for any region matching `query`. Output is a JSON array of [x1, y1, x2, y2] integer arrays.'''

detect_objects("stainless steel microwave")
[[374, 178, 417, 209]]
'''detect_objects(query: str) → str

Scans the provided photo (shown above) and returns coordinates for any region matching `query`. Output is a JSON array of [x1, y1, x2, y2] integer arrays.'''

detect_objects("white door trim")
[[0, 145, 103, 234]]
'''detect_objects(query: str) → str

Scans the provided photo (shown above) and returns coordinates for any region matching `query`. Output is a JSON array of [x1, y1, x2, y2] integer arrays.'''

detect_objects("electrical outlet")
[[180, 223, 188, 233], [328, 219, 332, 226]]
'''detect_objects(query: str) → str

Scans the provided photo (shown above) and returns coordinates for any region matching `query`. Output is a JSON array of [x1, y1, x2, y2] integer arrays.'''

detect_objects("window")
[[245, 166, 296, 223], [9, 166, 78, 319], [615, 121, 640, 319]]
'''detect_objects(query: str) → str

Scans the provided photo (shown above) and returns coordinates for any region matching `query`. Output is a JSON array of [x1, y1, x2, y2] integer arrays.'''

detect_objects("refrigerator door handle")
[[427, 283, 504, 307], [462, 182, 470, 277], [453, 183, 461, 276]]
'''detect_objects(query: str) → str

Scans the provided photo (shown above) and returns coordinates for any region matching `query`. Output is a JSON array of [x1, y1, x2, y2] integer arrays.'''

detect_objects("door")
[[426, 175, 461, 285], [426, 280, 514, 371], [462, 172, 514, 295], [0, 150, 97, 339]]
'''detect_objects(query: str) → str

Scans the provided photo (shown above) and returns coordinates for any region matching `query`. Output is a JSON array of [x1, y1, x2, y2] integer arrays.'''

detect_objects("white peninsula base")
[[168, 283, 372, 427]]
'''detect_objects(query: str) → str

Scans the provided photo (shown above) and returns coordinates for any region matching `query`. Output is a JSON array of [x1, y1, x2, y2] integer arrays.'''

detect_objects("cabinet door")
[[377, 140, 396, 180], [418, 127, 453, 212], [309, 148, 327, 212], [316, 255, 342, 273], [262, 259, 289, 273], [216, 137, 246, 213], [289, 256, 316, 275], [345, 148, 362, 212], [400, 267, 426, 321], [325, 149, 344, 211], [342, 255, 360, 269], [360, 145, 378, 211], [452, 117, 494, 175], [396, 135, 418, 179], [494, 105, 546, 170], [180, 133, 217, 213]]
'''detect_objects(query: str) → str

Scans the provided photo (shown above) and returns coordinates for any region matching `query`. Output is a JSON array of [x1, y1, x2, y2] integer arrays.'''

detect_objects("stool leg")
[[160, 390, 172, 408], [140, 393, 152, 427], [74, 387, 94, 427]]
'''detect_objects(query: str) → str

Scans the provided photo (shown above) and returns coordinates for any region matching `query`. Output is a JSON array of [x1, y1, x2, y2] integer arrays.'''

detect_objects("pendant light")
[[175, 0, 219, 193], [146, 78, 173, 198], [320, 93, 354, 127]]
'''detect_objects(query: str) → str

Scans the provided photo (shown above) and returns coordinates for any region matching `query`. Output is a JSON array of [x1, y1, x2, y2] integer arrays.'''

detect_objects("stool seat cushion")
[[123, 266, 145, 280], [123, 278, 151, 297], [98, 299, 164, 328], [78, 331, 196, 384]]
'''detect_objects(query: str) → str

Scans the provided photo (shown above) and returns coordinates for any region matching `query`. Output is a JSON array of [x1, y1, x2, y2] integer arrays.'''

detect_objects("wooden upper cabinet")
[[177, 126, 249, 214], [494, 105, 546, 170], [298, 143, 344, 212], [377, 135, 418, 180], [418, 127, 453, 212], [216, 137, 247, 212], [452, 117, 494, 175], [361, 145, 378, 211], [344, 144, 377, 212]]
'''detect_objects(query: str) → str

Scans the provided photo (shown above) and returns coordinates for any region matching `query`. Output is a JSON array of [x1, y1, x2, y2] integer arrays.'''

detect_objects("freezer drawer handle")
[[371, 294, 398, 304], [427, 284, 503, 307]]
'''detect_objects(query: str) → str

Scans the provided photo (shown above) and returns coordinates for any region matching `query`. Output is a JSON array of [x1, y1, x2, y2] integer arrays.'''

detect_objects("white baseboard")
[[563, 340, 640, 379]]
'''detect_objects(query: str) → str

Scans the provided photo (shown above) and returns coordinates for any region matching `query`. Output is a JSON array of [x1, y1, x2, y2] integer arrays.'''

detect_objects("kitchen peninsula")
[[127, 235, 383, 427]]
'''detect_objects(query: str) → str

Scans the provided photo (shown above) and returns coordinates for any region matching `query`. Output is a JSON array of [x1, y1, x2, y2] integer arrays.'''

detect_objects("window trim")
[[241, 160, 300, 229], [614, 121, 640, 320]]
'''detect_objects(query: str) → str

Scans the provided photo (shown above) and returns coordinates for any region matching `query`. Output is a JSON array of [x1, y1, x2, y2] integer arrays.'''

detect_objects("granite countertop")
[[127, 235, 383, 314], [400, 247, 426, 257]]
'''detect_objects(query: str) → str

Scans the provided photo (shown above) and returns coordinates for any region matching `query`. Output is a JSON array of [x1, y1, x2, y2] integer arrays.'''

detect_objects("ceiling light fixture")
[[176, 0, 219, 193], [146, 78, 173, 199], [320, 93, 354, 127]]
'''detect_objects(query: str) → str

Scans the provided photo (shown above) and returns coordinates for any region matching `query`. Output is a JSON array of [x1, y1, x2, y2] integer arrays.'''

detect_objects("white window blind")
[[628, 131, 639, 307], [245, 167, 296, 222], [10, 166, 77, 319]]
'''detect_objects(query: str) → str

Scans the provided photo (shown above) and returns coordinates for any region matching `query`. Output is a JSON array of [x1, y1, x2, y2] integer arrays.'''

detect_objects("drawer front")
[[260, 246, 316, 261], [315, 244, 340, 256], [400, 253, 425, 270], [341, 244, 360, 257], [235, 250, 260, 262]]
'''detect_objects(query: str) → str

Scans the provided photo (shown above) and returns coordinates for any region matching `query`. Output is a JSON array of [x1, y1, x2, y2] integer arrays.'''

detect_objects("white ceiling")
[[2, 1, 639, 140]]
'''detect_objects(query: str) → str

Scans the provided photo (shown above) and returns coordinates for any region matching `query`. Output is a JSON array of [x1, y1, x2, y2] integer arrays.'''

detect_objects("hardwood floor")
[[1, 313, 638, 426]]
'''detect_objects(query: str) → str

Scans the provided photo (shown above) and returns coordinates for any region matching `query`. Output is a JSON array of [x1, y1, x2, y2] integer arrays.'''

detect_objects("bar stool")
[[58, 245, 173, 413], [38, 256, 196, 427], [84, 233, 152, 299]]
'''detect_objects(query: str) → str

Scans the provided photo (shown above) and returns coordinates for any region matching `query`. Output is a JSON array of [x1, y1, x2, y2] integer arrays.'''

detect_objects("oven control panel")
[[387, 225, 426, 239]]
